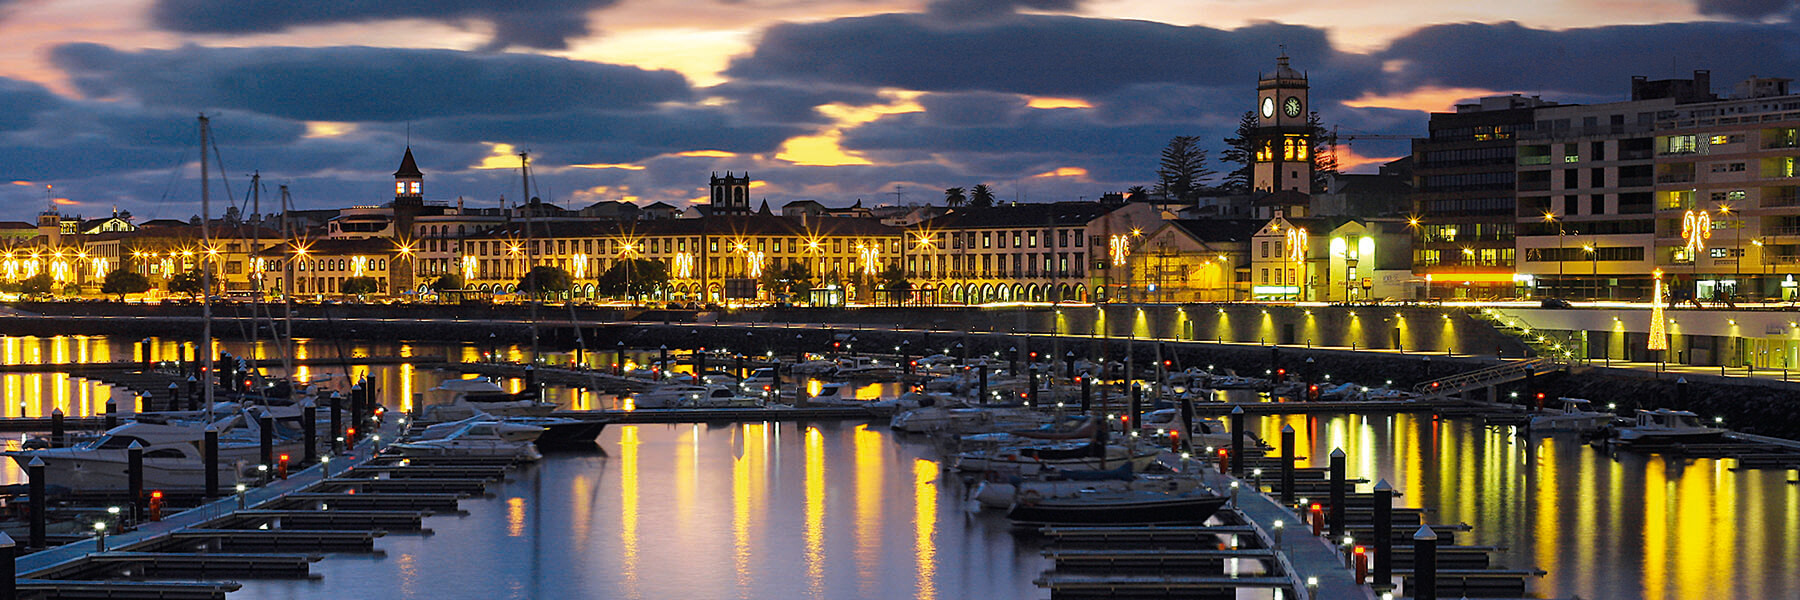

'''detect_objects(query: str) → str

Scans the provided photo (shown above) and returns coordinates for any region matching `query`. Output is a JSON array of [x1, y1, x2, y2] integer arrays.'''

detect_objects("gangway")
[[1412, 358, 1563, 400]]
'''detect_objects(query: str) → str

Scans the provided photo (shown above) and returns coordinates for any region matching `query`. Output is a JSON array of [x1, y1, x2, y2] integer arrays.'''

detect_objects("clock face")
[[1261, 97, 1275, 119], [1283, 97, 1303, 118]]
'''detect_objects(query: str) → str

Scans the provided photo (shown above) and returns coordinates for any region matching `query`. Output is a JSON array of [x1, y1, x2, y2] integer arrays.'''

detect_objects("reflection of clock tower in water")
[[1253, 53, 1312, 194]]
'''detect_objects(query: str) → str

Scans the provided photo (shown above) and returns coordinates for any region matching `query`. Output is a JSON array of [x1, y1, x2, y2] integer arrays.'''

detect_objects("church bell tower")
[[1252, 53, 1313, 194]]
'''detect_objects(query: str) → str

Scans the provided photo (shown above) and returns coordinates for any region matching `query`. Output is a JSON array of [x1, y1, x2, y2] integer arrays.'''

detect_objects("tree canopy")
[[1154, 135, 1213, 203], [167, 270, 205, 297], [429, 273, 465, 292], [969, 184, 996, 208], [943, 187, 966, 207], [760, 262, 812, 300], [595, 259, 668, 298], [517, 266, 573, 297], [19, 273, 54, 296], [340, 276, 380, 296], [101, 269, 151, 300]]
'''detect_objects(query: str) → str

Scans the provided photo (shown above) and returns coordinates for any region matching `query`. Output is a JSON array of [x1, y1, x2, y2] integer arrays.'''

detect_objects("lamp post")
[[1544, 211, 1564, 299], [1582, 243, 1596, 301], [1752, 238, 1768, 301], [1722, 204, 1740, 300]]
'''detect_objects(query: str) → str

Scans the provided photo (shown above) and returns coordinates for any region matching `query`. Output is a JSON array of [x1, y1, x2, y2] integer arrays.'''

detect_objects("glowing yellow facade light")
[[858, 244, 880, 276], [571, 253, 588, 278], [673, 252, 694, 279], [1284, 228, 1308, 262], [461, 255, 477, 280], [351, 256, 368, 276]]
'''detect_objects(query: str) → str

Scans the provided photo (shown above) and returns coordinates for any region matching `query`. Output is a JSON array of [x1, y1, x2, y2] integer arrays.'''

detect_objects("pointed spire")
[[394, 147, 423, 178], [757, 200, 771, 216]]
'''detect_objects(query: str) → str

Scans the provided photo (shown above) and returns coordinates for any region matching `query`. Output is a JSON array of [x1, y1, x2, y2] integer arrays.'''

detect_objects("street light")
[[1544, 211, 1564, 298], [1721, 204, 1741, 300], [1582, 243, 1597, 300]]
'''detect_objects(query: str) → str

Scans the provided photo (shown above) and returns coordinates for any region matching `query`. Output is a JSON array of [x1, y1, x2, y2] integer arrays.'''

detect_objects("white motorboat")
[[677, 385, 765, 408], [739, 368, 777, 392], [622, 384, 711, 409], [889, 400, 1047, 434], [1137, 410, 1239, 448], [390, 420, 544, 461], [953, 440, 1162, 474], [1614, 409, 1727, 445], [429, 377, 558, 418], [411, 415, 545, 443], [4, 411, 299, 493], [832, 356, 900, 379], [1530, 398, 1614, 433], [971, 467, 1206, 510]]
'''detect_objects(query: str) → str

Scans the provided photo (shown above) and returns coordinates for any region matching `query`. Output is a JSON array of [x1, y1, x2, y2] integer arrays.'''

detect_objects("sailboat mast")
[[199, 114, 216, 420], [280, 185, 294, 374], [247, 172, 260, 372], [522, 151, 540, 365]]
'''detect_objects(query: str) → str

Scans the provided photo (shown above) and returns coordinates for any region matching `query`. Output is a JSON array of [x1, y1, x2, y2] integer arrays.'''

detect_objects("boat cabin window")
[[145, 448, 187, 459], [1675, 414, 1702, 427], [711, 389, 735, 398], [95, 436, 148, 449], [467, 424, 495, 436]]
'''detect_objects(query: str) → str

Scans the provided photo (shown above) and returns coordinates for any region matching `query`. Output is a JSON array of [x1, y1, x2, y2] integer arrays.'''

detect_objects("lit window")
[[395, 182, 406, 194]]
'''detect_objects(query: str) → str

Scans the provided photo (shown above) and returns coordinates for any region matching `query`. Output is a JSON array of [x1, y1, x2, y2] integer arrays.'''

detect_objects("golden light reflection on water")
[[506, 496, 526, 537], [619, 426, 641, 597], [733, 423, 764, 593], [912, 458, 938, 600], [804, 427, 825, 599], [854, 424, 884, 598]]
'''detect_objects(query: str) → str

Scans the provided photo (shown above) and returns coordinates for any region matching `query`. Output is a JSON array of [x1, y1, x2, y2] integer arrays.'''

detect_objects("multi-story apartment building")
[[1411, 94, 1554, 299]]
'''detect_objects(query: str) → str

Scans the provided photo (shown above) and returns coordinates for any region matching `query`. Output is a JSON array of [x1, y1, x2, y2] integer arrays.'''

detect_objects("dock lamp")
[[93, 521, 107, 552]]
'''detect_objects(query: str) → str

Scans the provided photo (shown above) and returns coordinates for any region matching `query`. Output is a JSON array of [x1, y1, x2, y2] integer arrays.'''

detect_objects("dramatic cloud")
[[410, 107, 808, 165], [51, 43, 691, 122], [925, 0, 1083, 19], [1693, 0, 1800, 18], [1376, 21, 1800, 99], [704, 82, 885, 124], [0, 78, 59, 132], [148, 0, 622, 50], [729, 14, 1379, 103]]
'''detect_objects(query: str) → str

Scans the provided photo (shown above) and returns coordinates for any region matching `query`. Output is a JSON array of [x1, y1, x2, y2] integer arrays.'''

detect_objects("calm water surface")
[[1, 335, 1797, 598], [235, 423, 1044, 600]]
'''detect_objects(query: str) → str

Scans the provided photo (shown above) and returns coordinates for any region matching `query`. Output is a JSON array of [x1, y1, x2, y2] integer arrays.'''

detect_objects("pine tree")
[[1218, 111, 1258, 193], [1308, 112, 1339, 193], [1153, 136, 1213, 204]]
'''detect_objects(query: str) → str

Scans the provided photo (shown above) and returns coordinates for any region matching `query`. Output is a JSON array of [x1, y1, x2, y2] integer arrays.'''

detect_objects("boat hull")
[[1006, 493, 1228, 525]]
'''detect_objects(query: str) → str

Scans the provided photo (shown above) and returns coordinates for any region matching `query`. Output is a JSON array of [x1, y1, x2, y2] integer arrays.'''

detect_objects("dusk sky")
[[0, 0, 1794, 222]]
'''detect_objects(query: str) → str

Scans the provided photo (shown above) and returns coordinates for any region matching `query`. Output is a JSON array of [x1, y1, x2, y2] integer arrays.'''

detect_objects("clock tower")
[[1252, 53, 1313, 195]]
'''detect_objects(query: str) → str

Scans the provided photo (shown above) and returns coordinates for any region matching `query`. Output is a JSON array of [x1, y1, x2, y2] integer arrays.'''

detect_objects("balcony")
[[1518, 156, 1551, 166], [1618, 176, 1654, 188], [1764, 140, 1800, 150], [1763, 194, 1800, 208], [1768, 226, 1800, 237], [1657, 173, 1696, 184]]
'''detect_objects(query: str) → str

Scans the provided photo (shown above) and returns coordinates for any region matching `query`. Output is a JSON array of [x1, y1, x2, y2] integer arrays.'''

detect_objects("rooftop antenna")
[[891, 184, 904, 205]]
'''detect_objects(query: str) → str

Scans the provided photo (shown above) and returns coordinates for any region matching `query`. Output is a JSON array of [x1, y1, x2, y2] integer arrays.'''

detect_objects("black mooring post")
[[0, 532, 15, 600], [349, 385, 364, 447], [27, 457, 45, 549], [1280, 425, 1296, 505], [204, 426, 219, 498], [1230, 406, 1246, 477], [329, 392, 344, 454], [1178, 395, 1196, 455], [1373, 479, 1394, 590], [1329, 448, 1347, 539], [104, 399, 117, 430], [1128, 383, 1142, 431], [168, 382, 180, 412], [615, 342, 625, 376], [49, 408, 64, 449], [1414, 526, 1439, 600], [1028, 367, 1039, 406], [260, 415, 275, 483], [977, 365, 989, 405], [127, 441, 144, 526], [1676, 376, 1690, 410], [302, 401, 318, 465], [1065, 351, 1076, 380], [1080, 376, 1092, 414]]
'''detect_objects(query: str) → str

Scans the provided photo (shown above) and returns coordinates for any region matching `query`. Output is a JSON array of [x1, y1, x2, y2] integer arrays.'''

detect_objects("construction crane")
[[1324, 125, 1415, 174]]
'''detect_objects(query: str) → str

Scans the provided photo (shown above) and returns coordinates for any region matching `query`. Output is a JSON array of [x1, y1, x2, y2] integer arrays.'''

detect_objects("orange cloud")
[[676, 150, 736, 158], [1344, 86, 1508, 113], [10, 181, 31, 186], [1026, 97, 1092, 110], [1031, 167, 1089, 178], [53, 197, 78, 205]]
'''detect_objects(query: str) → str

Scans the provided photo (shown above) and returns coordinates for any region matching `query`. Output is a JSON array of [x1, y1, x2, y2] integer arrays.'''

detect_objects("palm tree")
[[944, 187, 967, 207], [1125, 185, 1150, 202], [970, 184, 996, 207]]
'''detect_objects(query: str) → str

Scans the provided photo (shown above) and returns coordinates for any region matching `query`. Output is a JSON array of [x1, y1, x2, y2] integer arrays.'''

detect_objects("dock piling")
[[127, 442, 143, 526], [104, 399, 117, 430], [260, 415, 274, 484], [204, 426, 219, 498], [0, 532, 14, 600], [349, 385, 364, 447], [27, 457, 44, 549], [978, 365, 988, 405], [1028, 367, 1039, 406], [1414, 525, 1439, 600], [330, 392, 343, 454], [168, 382, 180, 412], [49, 408, 63, 449], [1373, 479, 1393, 590], [1080, 377, 1090, 413], [1329, 448, 1346, 539], [302, 401, 318, 465], [1230, 407, 1245, 477], [1129, 383, 1141, 431], [1280, 425, 1296, 505]]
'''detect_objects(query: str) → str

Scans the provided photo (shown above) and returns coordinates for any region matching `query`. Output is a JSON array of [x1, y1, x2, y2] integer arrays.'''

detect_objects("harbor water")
[[0, 335, 1797, 598]]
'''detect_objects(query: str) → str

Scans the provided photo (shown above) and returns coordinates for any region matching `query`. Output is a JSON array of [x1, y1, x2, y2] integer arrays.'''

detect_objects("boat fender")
[[1020, 489, 1042, 506]]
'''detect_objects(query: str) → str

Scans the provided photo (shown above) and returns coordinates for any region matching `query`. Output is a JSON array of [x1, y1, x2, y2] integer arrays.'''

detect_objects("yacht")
[[1530, 398, 1614, 434], [1614, 409, 1727, 445], [953, 439, 1161, 475], [429, 377, 557, 418], [390, 420, 544, 461], [1005, 486, 1229, 525], [5, 410, 299, 493]]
